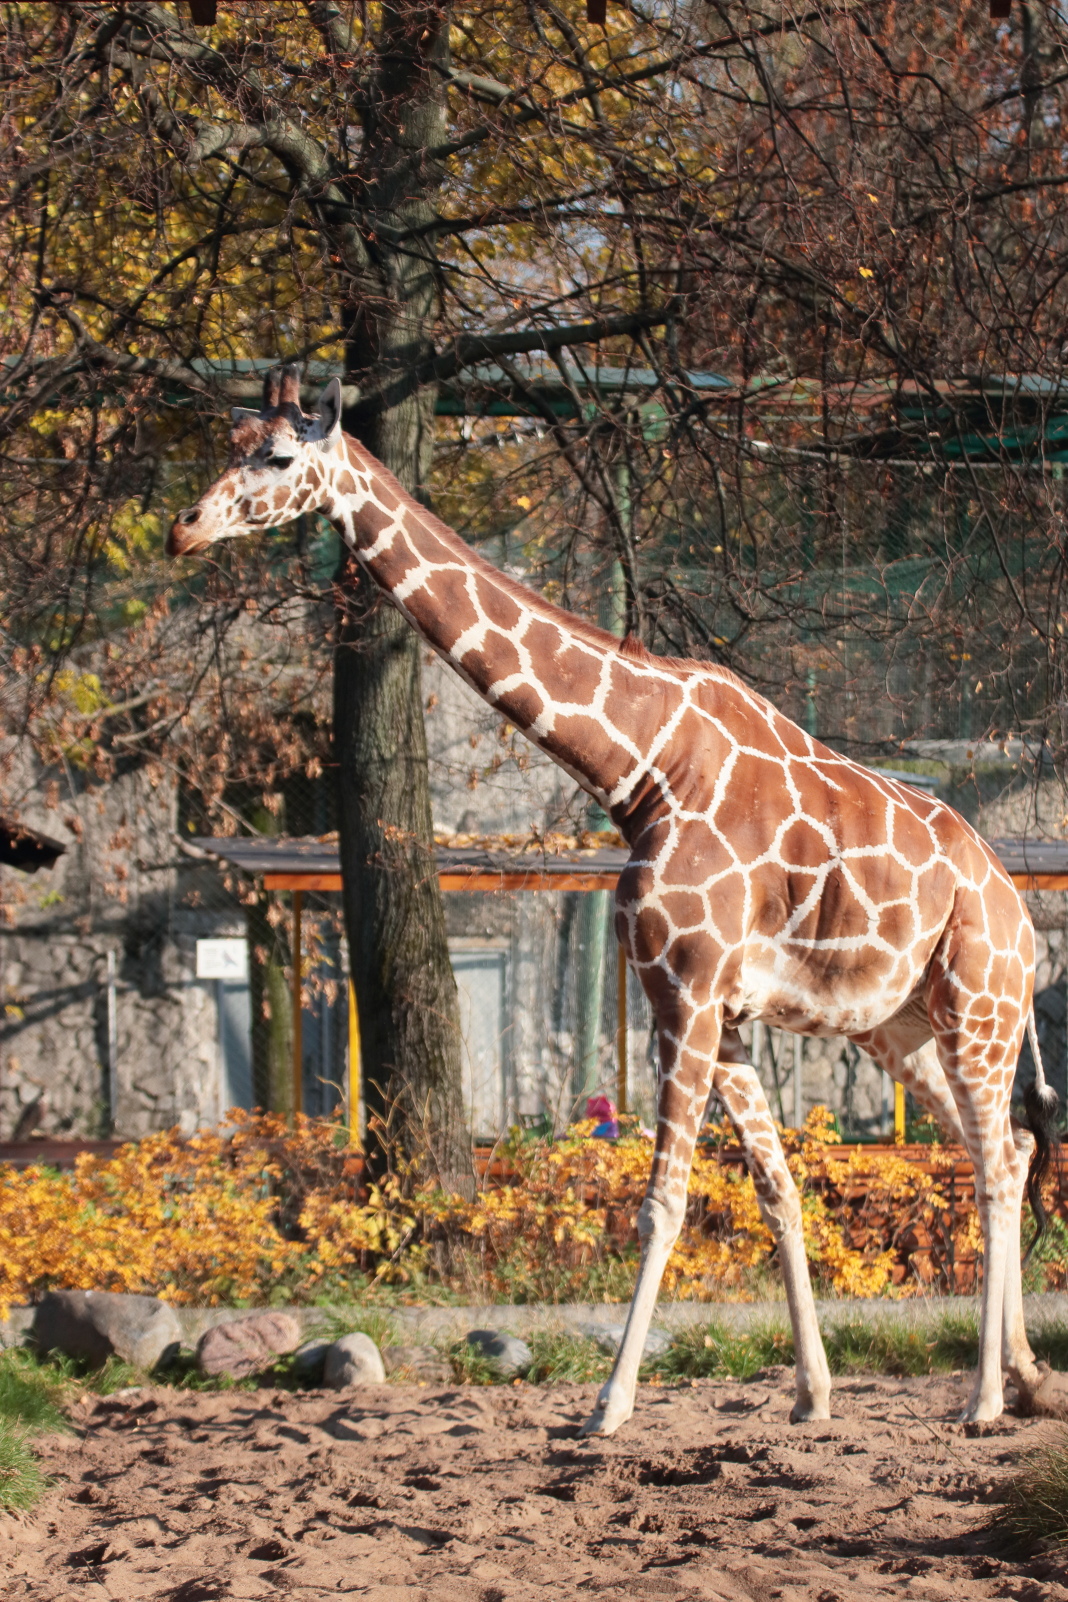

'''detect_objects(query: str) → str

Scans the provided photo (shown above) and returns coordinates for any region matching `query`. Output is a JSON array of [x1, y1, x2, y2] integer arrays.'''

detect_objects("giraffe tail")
[[1023, 1007, 1060, 1244]]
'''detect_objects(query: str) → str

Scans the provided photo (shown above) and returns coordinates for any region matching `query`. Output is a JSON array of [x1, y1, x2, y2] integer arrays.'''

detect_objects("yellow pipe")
[[616, 945, 628, 1115], [291, 889, 302, 1122], [894, 1079, 906, 1143], [348, 978, 361, 1148]]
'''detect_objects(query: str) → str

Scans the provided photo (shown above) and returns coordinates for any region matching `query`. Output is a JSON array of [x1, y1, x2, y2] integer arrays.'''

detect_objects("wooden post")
[[616, 945, 628, 1114], [793, 1031, 803, 1129], [348, 978, 361, 1147], [291, 890, 302, 1121], [894, 1079, 906, 1143]]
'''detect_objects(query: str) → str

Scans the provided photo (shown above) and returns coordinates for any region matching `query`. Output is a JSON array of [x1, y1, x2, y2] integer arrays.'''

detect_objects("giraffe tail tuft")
[[1024, 1007, 1060, 1246]]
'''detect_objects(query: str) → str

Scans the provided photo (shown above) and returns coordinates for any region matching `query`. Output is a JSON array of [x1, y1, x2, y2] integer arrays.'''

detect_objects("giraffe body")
[[170, 368, 1060, 1433]]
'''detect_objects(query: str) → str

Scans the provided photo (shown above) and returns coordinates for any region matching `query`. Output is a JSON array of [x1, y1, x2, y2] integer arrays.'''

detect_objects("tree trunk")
[[333, 2, 471, 1185]]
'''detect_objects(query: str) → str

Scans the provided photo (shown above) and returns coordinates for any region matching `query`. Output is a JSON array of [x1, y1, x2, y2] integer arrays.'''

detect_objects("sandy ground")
[[2, 1371, 1067, 1601]]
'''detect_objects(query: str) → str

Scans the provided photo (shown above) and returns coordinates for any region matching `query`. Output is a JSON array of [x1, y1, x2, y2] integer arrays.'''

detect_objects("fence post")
[[291, 891, 302, 1121]]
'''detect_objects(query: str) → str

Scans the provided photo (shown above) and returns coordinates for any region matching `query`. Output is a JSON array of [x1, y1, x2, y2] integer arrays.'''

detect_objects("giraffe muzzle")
[[166, 507, 213, 557]]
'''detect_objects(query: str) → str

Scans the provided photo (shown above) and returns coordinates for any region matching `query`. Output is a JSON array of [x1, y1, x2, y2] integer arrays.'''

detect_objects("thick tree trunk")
[[333, 2, 471, 1184]]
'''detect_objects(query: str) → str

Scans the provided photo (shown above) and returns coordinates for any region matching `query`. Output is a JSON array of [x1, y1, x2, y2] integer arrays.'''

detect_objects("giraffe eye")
[[266, 454, 294, 469]]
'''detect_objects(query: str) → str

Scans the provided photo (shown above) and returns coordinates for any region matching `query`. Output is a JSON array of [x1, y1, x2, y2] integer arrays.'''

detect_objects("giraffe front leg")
[[580, 1000, 719, 1439], [714, 1060, 831, 1423]]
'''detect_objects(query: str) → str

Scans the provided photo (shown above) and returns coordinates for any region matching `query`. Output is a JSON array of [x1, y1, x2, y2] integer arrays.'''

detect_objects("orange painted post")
[[348, 978, 361, 1147], [894, 1080, 906, 1143]]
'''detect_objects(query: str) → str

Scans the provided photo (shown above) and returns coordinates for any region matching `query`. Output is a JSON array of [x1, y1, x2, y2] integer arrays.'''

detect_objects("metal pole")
[[291, 890, 303, 1121], [348, 977, 361, 1147], [616, 945, 627, 1114], [106, 949, 118, 1133], [793, 1031, 803, 1128]]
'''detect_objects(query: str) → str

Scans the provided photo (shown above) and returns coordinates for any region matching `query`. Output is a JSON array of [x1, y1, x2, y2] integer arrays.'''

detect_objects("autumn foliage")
[[0, 1107, 1045, 1316]]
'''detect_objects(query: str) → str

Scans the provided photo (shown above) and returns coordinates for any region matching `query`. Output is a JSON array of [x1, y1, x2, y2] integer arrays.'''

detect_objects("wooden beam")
[[264, 870, 621, 892], [1010, 874, 1068, 891], [438, 870, 619, 892], [265, 873, 342, 891]]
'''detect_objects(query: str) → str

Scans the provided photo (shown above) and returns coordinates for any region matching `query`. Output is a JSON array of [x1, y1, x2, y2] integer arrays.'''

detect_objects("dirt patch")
[[2, 1372, 1067, 1600]]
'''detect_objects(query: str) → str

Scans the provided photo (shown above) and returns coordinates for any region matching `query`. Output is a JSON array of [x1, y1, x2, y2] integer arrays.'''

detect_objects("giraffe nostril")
[[178, 507, 200, 525]]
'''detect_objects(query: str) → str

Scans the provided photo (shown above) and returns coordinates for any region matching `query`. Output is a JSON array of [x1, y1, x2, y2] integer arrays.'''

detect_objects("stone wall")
[[0, 744, 240, 1137]]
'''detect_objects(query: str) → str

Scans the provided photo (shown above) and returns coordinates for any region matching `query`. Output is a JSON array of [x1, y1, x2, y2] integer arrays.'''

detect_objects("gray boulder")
[[291, 1338, 332, 1382], [578, 1321, 672, 1360], [323, 1332, 386, 1389], [196, 1312, 302, 1379], [33, 1291, 181, 1372], [466, 1329, 532, 1377]]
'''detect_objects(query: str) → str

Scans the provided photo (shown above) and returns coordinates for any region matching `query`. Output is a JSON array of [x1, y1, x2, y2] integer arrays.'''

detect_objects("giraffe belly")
[[727, 956, 932, 1039]]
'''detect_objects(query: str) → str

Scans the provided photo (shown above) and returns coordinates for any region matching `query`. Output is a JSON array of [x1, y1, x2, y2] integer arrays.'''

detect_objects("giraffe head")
[[166, 364, 342, 556]]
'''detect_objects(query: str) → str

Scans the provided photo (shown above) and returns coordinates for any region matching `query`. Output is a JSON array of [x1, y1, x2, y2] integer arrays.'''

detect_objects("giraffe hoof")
[[789, 1396, 831, 1423], [959, 1394, 1004, 1424], [579, 1398, 633, 1438]]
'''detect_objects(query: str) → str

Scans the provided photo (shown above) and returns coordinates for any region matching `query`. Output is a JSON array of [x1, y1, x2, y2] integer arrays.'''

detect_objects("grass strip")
[[990, 1427, 1068, 1555]]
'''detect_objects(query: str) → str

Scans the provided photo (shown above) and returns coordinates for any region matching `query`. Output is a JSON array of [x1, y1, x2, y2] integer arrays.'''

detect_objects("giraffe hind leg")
[[855, 1025, 1040, 1400]]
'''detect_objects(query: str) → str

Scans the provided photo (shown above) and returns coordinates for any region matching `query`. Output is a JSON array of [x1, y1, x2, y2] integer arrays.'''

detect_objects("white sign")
[[196, 938, 249, 981]]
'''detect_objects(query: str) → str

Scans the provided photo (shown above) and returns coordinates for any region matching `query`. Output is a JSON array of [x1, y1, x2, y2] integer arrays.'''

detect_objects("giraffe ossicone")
[[170, 363, 1063, 1434]]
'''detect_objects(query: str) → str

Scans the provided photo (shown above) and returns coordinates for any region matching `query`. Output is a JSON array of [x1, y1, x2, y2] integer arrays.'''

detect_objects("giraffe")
[[169, 365, 1062, 1434]]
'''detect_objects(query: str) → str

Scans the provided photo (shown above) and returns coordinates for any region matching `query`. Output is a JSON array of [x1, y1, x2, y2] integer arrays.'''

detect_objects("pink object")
[[586, 1095, 616, 1121]]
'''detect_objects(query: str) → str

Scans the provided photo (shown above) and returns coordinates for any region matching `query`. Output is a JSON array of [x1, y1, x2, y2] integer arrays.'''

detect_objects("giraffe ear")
[[309, 376, 343, 443]]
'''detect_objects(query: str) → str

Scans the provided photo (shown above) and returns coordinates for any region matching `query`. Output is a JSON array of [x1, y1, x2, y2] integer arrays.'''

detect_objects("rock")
[[577, 1321, 672, 1360], [291, 1339, 332, 1382], [383, 1344, 452, 1383], [1018, 1362, 1068, 1419], [466, 1329, 532, 1377], [33, 1291, 181, 1372], [195, 1312, 302, 1379], [323, 1332, 386, 1389]]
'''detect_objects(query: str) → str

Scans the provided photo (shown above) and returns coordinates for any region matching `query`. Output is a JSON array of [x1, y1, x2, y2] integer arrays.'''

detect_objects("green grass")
[[990, 1428, 1068, 1555], [0, 1348, 72, 1431], [0, 1346, 76, 1515], [526, 1331, 613, 1385], [0, 1424, 46, 1512]]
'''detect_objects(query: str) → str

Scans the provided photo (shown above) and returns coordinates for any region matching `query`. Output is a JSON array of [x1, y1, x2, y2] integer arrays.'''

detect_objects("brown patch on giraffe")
[[251, 499, 269, 519], [876, 901, 917, 949], [496, 682, 544, 731], [474, 576, 523, 632], [410, 569, 479, 649], [541, 716, 630, 792], [780, 816, 832, 870], [719, 751, 797, 864], [630, 904, 670, 966], [523, 621, 605, 702], [460, 632, 523, 688], [658, 707, 735, 812], [615, 861, 656, 906], [271, 486, 290, 510], [887, 804, 940, 868], [659, 889, 707, 930], [334, 469, 357, 496], [661, 820, 734, 885], [665, 931, 721, 1006], [355, 500, 398, 543], [707, 871, 747, 947]]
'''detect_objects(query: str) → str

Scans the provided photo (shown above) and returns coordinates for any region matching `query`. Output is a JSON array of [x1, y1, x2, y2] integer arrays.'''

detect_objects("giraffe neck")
[[323, 433, 658, 822]]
